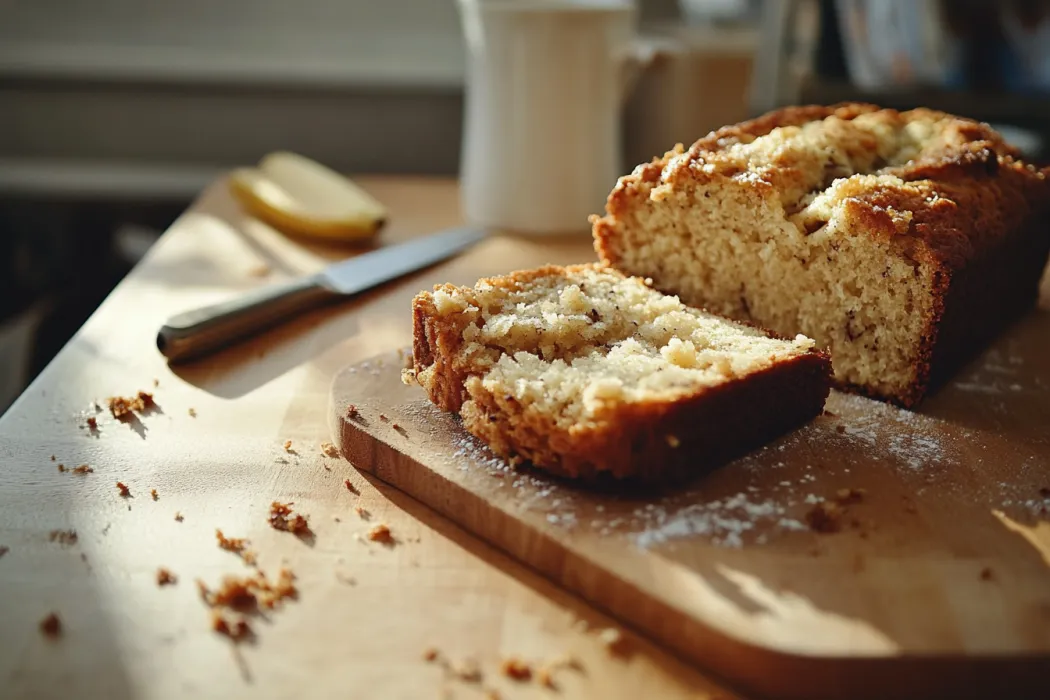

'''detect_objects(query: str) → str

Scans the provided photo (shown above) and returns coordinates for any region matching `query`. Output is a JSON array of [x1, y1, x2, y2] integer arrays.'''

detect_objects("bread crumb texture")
[[594, 103, 1050, 406], [413, 263, 828, 478]]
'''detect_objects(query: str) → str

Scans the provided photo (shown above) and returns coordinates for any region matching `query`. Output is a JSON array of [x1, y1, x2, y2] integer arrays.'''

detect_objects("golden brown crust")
[[593, 103, 1050, 407]]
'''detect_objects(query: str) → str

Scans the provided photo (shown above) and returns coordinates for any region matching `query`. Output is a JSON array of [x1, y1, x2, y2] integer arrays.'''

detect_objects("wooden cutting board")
[[330, 311, 1050, 699]]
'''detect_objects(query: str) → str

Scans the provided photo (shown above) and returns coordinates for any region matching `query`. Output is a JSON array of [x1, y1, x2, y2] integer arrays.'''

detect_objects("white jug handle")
[[620, 38, 665, 105]]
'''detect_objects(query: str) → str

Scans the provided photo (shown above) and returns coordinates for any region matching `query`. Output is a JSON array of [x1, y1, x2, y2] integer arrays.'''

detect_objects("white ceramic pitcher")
[[457, 0, 653, 235]]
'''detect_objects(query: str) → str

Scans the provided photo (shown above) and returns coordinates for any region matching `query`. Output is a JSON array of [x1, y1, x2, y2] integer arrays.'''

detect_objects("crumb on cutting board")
[[0, 545, 9, 559], [344, 479, 358, 494], [116, 482, 131, 498], [150, 488, 159, 501], [50, 455, 55, 461], [107, 391, 153, 419], [283, 440, 294, 453], [450, 657, 482, 683], [157, 568, 178, 586], [422, 647, 440, 662], [39, 612, 62, 638], [269, 501, 311, 535], [499, 657, 532, 681], [57, 464, 66, 473], [355, 506, 370, 519], [188, 408, 197, 418], [320, 441, 340, 458], [49, 529, 78, 546], [174, 512, 184, 522], [805, 501, 843, 533], [86, 416, 98, 430], [73, 465, 93, 475], [367, 523, 393, 544]]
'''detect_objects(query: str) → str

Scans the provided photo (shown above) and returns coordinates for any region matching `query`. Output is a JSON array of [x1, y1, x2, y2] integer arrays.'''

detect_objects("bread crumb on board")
[[320, 441, 340, 458], [57, 464, 67, 473], [49, 529, 78, 546], [499, 657, 532, 681], [367, 523, 394, 544], [116, 481, 131, 498], [50, 455, 56, 461], [450, 657, 482, 683], [198, 567, 298, 641], [269, 501, 311, 535], [107, 391, 153, 419], [188, 407, 197, 418], [39, 612, 62, 638], [400, 368, 416, 385], [174, 512, 184, 522], [355, 506, 370, 519], [283, 440, 294, 453], [72, 465, 93, 475], [344, 479, 359, 494], [423, 647, 440, 662], [86, 416, 98, 431], [156, 568, 178, 586], [805, 501, 843, 533], [0, 545, 9, 559], [216, 530, 258, 565], [150, 488, 159, 501]]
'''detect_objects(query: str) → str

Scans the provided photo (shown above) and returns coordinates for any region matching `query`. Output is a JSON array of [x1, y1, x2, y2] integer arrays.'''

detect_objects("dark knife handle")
[[157, 275, 336, 363]]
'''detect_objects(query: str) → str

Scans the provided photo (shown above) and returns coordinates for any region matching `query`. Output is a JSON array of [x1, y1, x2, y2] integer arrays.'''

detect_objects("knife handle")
[[157, 275, 336, 363]]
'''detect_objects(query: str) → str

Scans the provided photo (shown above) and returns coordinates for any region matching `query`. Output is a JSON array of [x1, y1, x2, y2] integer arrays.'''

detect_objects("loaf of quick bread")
[[593, 103, 1050, 406], [411, 264, 831, 481]]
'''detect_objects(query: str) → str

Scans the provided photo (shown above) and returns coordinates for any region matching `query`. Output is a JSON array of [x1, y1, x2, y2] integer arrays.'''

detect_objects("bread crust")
[[593, 103, 1050, 407], [413, 264, 832, 481]]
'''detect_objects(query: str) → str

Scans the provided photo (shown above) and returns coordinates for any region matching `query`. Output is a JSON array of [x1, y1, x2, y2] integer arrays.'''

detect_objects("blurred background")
[[2, 0, 1049, 412]]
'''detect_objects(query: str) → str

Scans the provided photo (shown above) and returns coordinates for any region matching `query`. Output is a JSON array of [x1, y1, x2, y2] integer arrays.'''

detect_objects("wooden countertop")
[[0, 178, 736, 699]]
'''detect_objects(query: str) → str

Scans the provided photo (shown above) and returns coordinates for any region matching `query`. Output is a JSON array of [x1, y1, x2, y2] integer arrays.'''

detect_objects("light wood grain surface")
[[0, 178, 737, 700]]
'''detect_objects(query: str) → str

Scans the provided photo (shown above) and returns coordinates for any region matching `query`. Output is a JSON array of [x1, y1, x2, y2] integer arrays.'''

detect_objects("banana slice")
[[230, 152, 387, 242]]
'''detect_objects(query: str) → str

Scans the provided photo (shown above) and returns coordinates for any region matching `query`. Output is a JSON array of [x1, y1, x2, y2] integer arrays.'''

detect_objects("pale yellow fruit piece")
[[230, 151, 387, 242]]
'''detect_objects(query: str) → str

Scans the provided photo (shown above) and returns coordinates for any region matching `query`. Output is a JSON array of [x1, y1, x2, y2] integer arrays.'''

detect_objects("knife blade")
[[157, 226, 486, 363]]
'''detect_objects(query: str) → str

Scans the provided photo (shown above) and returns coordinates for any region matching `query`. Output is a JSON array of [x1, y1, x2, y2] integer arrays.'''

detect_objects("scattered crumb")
[[451, 657, 482, 683], [150, 488, 159, 501], [499, 657, 532, 681], [367, 523, 393, 544], [188, 408, 197, 418], [49, 529, 78, 546], [346, 404, 358, 418], [835, 424, 846, 434], [805, 502, 842, 533], [156, 568, 178, 586], [211, 610, 253, 641], [153, 378, 160, 388], [598, 627, 626, 654], [344, 479, 358, 494], [57, 464, 67, 473], [107, 391, 153, 419], [335, 572, 357, 586], [283, 440, 293, 452], [39, 612, 61, 638], [269, 501, 311, 535], [422, 647, 439, 662], [320, 441, 340, 458], [248, 263, 272, 278], [536, 666, 555, 689], [199, 567, 298, 617], [379, 413, 389, 422], [116, 481, 131, 498], [400, 368, 416, 385], [834, 488, 867, 505], [216, 529, 250, 557], [980, 567, 995, 581], [665, 434, 680, 448], [72, 465, 93, 475], [0, 545, 9, 559], [174, 512, 184, 522], [86, 416, 98, 430], [355, 506, 370, 519], [50, 455, 55, 461]]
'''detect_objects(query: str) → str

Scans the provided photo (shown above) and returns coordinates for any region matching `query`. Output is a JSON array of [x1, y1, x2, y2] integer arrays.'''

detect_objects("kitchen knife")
[[157, 226, 486, 363]]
